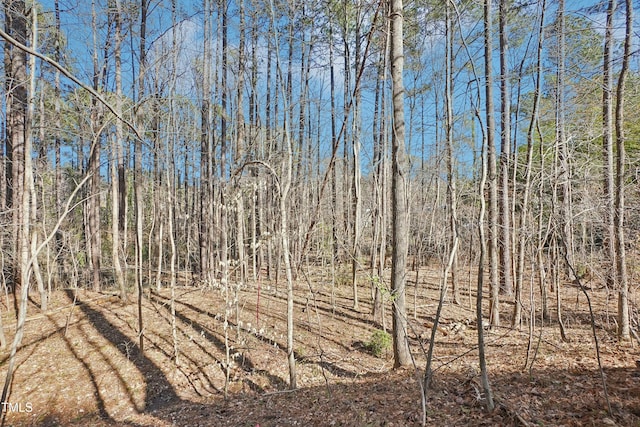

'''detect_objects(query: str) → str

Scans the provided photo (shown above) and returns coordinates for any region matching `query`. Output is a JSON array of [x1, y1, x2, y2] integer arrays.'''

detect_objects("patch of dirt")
[[0, 267, 638, 426]]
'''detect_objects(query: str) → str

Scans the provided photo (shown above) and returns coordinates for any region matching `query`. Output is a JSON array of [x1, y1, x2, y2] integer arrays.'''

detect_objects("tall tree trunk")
[[556, 0, 574, 278], [485, 0, 500, 327], [134, 0, 148, 354], [4, 0, 27, 317], [602, 0, 616, 290], [352, 10, 362, 311], [498, 0, 512, 297], [341, 0, 352, 263], [249, 9, 261, 282], [444, 0, 460, 305], [371, 48, 386, 323], [514, 0, 546, 329], [554, 0, 569, 341], [476, 102, 496, 413], [200, 0, 212, 280], [389, 0, 411, 368], [235, 0, 247, 291], [26, 2, 40, 310], [168, 0, 179, 355], [28, 40, 45, 312], [220, 0, 231, 395], [267, 0, 297, 388], [53, 0, 64, 289], [329, 23, 339, 270], [615, 0, 632, 341], [168, 165, 179, 363], [219, 0, 230, 315], [1, 2, 34, 411], [88, 0, 102, 292], [112, 0, 127, 302], [265, 32, 274, 282]]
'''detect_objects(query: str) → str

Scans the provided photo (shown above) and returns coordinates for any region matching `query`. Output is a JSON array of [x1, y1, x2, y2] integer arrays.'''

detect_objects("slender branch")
[[0, 26, 143, 142], [561, 246, 612, 415]]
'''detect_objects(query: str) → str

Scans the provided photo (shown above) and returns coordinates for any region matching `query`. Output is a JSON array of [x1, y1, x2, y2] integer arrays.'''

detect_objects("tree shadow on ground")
[[51, 312, 112, 420], [150, 290, 358, 382], [64, 289, 181, 411], [148, 291, 290, 392]]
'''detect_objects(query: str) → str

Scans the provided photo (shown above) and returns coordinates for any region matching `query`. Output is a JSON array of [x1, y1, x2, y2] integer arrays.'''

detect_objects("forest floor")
[[0, 266, 639, 426]]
